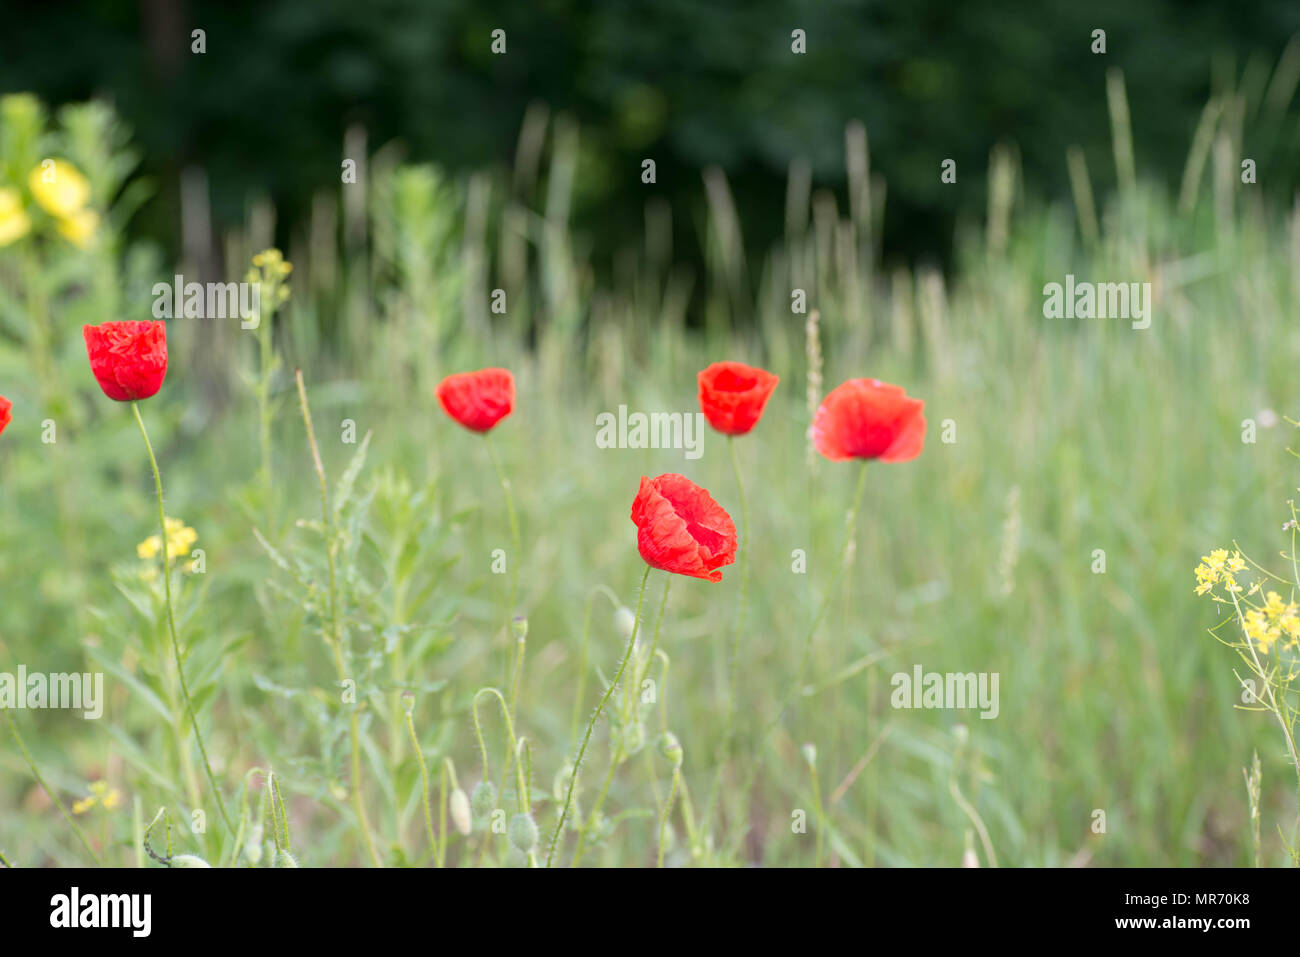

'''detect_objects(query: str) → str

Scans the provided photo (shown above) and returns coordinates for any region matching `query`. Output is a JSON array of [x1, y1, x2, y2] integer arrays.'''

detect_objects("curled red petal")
[[631, 473, 738, 582]]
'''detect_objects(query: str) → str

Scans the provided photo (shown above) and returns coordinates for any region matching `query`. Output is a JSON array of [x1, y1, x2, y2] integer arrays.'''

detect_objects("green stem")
[[546, 565, 652, 866], [793, 461, 869, 689], [404, 707, 437, 861], [658, 767, 681, 868], [484, 433, 523, 708], [704, 435, 750, 830], [4, 707, 103, 864], [295, 371, 382, 867], [132, 401, 233, 837], [571, 744, 622, 866]]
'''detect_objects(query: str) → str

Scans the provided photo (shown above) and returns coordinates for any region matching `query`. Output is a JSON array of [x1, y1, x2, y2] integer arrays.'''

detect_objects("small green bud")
[[613, 605, 636, 639], [623, 722, 646, 755], [552, 762, 575, 802], [245, 824, 264, 864], [471, 780, 496, 819], [658, 731, 684, 769], [508, 812, 538, 853], [170, 854, 211, 868], [450, 788, 472, 835], [400, 690, 415, 714], [504, 845, 529, 868], [274, 849, 299, 868], [511, 615, 529, 639]]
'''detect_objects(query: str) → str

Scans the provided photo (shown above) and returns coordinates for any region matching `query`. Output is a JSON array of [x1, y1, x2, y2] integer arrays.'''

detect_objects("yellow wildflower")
[[1242, 610, 1277, 653], [28, 159, 90, 218], [56, 208, 98, 248], [0, 187, 31, 246], [73, 780, 123, 814], [136, 517, 198, 568], [1193, 548, 1248, 596]]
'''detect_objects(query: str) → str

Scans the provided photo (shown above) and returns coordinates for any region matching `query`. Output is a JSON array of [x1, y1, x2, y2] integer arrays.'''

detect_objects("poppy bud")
[[552, 762, 576, 802], [274, 849, 300, 868], [613, 605, 636, 639], [471, 780, 496, 819], [504, 845, 529, 868], [658, 732, 684, 769], [170, 854, 211, 868], [623, 722, 646, 755], [512, 615, 528, 639], [245, 824, 264, 864], [508, 812, 538, 854], [450, 788, 472, 835], [400, 690, 415, 714]]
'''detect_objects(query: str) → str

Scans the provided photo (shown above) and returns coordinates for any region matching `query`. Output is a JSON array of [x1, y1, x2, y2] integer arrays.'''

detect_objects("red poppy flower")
[[82, 321, 168, 402], [812, 378, 926, 463], [697, 361, 780, 435], [435, 368, 515, 433], [0, 395, 10, 437], [631, 473, 738, 582]]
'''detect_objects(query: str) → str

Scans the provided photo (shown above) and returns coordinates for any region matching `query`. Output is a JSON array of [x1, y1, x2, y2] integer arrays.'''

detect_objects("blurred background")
[[6, 0, 1300, 292], [2, 1, 1300, 868]]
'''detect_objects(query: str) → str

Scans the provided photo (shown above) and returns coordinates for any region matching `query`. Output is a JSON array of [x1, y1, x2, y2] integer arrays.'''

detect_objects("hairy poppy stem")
[[704, 435, 750, 831], [4, 707, 103, 864], [294, 372, 383, 867], [547, 565, 652, 866], [484, 433, 523, 707], [658, 766, 681, 868], [132, 401, 234, 838]]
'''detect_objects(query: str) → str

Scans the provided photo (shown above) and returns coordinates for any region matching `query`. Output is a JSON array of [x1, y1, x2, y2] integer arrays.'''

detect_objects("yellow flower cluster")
[[1194, 548, 1300, 654], [73, 780, 123, 815], [1193, 548, 1247, 596], [137, 517, 198, 577], [250, 248, 293, 276], [245, 248, 293, 308], [0, 187, 30, 246], [1241, 591, 1300, 655], [0, 158, 98, 249]]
